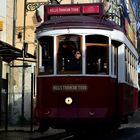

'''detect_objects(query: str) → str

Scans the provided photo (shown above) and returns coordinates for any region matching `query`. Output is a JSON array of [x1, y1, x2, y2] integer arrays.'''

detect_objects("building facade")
[[0, 0, 16, 128]]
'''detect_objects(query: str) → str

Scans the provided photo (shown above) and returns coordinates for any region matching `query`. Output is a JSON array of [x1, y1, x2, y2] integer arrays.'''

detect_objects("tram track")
[[29, 129, 119, 140], [30, 132, 74, 140]]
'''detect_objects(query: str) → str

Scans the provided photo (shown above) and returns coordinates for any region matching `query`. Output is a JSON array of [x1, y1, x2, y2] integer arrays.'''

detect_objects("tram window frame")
[[38, 36, 54, 75], [85, 35, 109, 75], [56, 34, 82, 74], [124, 47, 137, 85]]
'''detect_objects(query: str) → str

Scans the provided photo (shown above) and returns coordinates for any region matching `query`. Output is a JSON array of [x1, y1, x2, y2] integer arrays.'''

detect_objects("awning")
[[0, 40, 35, 63]]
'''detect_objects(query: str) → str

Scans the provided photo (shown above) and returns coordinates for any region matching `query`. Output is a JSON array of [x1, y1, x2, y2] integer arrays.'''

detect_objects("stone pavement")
[[0, 109, 140, 140], [0, 127, 65, 140], [129, 109, 140, 123]]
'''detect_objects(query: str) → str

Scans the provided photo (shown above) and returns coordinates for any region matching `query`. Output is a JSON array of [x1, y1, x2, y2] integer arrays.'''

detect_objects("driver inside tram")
[[58, 40, 81, 72]]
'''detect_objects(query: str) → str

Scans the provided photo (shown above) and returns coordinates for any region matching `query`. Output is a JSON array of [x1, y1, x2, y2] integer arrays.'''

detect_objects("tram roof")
[[36, 15, 122, 32], [36, 3, 137, 48]]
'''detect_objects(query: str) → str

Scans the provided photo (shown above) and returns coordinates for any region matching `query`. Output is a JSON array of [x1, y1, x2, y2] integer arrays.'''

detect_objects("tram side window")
[[57, 35, 82, 74], [86, 35, 109, 74], [38, 36, 54, 74], [125, 47, 137, 85]]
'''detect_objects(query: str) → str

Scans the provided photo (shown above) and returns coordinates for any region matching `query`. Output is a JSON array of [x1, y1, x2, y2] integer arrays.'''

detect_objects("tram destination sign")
[[82, 5, 100, 13], [44, 4, 103, 20], [47, 5, 81, 15]]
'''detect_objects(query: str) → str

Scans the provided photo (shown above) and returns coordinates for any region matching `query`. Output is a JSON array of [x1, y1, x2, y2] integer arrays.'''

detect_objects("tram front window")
[[57, 35, 82, 74], [86, 35, 109, 74], [38, 36, 54, 74]]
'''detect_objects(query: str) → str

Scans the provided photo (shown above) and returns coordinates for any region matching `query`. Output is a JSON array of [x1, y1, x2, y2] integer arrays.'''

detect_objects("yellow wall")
[[0, 0, 13, 45], [6, 0, 14, 45], [16, 0, 50, 54]]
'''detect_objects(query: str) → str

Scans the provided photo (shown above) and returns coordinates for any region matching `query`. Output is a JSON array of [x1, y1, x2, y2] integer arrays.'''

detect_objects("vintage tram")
[[35, 2, 138, 132]]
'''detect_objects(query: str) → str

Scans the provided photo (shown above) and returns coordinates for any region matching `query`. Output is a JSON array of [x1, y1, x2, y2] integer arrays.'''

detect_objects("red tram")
[[35, 2, 138, 132]]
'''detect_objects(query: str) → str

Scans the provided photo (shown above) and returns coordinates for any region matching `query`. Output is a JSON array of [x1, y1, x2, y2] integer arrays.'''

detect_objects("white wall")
[[0, 0, 6, 41]]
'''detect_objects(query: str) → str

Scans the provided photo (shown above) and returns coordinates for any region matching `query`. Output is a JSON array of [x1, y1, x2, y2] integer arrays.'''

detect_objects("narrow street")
[[1, 110, 140, 140]]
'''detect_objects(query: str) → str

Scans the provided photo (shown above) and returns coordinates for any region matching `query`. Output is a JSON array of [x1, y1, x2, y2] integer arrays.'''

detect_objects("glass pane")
[[38, 36, 54, 74], [86, 35, 109, 74], [57, 35, 82, 74]]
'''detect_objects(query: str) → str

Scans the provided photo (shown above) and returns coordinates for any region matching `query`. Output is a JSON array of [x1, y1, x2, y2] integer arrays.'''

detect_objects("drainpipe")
[[12, 0, 17, 48], [21, 0, 27, 120]]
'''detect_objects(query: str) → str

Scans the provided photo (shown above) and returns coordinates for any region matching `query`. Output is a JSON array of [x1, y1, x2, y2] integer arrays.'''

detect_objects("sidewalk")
[[0, 127, 65, 140]]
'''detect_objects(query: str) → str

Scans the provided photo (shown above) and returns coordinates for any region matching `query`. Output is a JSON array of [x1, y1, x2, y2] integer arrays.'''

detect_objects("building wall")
[[0, 0, 13, 44], [16, 0, 48, 53], [0, 0, 6, 41], [0, 0, 13, 80], [0, 0, 13, 84], [6, 0, 14, 45], [11, 0, 38, 124], [0, 0, 14, 126]]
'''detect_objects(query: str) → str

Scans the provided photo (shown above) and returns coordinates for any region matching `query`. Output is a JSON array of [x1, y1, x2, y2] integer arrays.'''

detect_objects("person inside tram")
[[73, 50, 81, 70], [74, 51, 81, 60], [58, 40, 81, 72]]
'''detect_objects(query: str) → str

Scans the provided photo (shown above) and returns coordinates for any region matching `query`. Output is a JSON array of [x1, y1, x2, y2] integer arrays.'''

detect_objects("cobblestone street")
[[1, 110, 140, 140], [0, 127, 65, 140]]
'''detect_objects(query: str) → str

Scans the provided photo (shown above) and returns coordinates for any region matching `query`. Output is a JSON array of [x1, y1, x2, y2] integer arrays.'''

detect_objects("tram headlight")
[[65, 97, 73, 105], [44, 110, 51, 116]]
